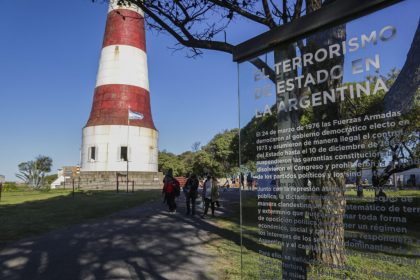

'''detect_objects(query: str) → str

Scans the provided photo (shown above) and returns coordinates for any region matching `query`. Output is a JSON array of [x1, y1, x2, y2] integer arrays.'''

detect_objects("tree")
[[99, 0, 338, 276], [203, 129, 238, 175], [158, 150, 186, 175], [44, 174, 59, 185], [190, 150, 217, 176], [100, 0, 312, 57], [96, 0, 419, 277], [16, 155, 53, 188], [191, 141, 201, 152]]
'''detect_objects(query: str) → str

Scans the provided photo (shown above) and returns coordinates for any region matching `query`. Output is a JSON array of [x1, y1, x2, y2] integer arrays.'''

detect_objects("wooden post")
[[116, 173, 119, 193], [72, 179, 75, 199], [0, 183, 3, 202], [132, 181, 134, 193]]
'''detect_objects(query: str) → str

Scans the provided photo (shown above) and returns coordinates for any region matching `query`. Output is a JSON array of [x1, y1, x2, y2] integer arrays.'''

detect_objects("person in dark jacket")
[[162, 169, 180, 213], [184, 174, 199, 215], [246, 172, 253, 190]]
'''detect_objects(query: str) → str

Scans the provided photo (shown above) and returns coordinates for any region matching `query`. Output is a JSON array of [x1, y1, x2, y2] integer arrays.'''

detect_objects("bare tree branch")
[[262, 0, 277, 28], [99, 0, 311, 56], [207, 0, 269, 26]]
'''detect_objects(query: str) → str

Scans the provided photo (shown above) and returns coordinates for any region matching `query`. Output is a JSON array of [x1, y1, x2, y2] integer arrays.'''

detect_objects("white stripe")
[[81, 125, 158, 172], [96, 45, 149, 90], [108, 0, 144, 16]]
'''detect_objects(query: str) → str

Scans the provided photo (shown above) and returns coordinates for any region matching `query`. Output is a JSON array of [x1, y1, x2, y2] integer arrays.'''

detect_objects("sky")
[[238, 0, 419, 127], [0, 0, 418, 181], [0, 0, 266, 180]]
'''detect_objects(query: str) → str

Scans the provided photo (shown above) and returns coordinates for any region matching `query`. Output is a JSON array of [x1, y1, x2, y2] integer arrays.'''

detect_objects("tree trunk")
[[309, 177, 347, 266], [274, 45, 310, 279], [384, 21, 420, 113]]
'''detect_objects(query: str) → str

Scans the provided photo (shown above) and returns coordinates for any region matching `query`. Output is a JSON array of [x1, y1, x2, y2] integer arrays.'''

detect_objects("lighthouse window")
[[120, 146, 128, 161], [89, 147, 96, 161]]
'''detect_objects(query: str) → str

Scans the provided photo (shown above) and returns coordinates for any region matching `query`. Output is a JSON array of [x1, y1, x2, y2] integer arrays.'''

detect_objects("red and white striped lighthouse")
[[81, 1, 158, 172]]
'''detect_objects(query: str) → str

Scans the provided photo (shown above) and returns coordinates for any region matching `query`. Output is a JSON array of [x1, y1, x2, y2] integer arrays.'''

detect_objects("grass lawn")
[[0, 188, 161, 249], [206, 190, 420, 280], [205, 192, 274, 280]]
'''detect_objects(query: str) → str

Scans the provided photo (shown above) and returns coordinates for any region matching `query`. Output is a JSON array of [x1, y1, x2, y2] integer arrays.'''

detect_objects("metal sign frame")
[[233, 0, 403, 62]]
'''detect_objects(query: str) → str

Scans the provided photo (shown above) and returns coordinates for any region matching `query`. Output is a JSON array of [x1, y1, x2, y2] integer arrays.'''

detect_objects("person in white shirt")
[[201, 174, 219, 217]]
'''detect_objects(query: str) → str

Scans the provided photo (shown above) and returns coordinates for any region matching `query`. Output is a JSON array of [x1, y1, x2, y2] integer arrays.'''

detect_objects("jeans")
[[186, 193, 196, 215], [203, 197, 215, 216], [166, 193, 176, 212]]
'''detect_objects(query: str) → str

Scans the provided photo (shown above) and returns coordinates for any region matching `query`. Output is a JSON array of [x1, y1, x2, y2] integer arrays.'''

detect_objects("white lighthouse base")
[[81, 125, 158, 172]]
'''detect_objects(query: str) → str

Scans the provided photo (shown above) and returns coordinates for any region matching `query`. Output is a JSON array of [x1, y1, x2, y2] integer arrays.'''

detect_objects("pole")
[[72, 179, 75, 199], [0, 183, 3, 202], [127, 107, 130, 194], [237, 63, 243, 280], [116, 173, 119, 193]]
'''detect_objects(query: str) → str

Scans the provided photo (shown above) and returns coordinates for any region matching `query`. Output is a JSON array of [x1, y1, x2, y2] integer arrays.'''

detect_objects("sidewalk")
[[0, 189, 239, 280]]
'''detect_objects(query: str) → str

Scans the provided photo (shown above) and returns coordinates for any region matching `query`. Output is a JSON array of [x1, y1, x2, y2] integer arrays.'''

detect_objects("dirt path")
[[0, 190, 240, 280]]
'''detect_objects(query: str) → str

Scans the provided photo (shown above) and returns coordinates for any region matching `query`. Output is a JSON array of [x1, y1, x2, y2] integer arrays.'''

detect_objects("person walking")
[[201, 174, 219, 218], [162, 169, 180, 213], [184, 174, 199, 215], [246, 172, 253, 190]]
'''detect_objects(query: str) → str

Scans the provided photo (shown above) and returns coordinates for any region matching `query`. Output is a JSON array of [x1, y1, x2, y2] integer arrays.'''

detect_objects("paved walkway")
[[0, 189, 240, 280]]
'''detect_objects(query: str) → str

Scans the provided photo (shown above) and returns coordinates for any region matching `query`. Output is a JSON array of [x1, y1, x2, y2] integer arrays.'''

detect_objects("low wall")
[[62, 171, 164, 191]]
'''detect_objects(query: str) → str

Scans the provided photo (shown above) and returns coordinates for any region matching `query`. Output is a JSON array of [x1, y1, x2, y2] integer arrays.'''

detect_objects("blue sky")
[[0, 1, 418, 181], [0, 0, 266, 180], [239, 0, 419, 127]]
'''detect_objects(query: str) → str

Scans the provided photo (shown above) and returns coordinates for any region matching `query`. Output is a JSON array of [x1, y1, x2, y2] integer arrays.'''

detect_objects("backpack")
[[183, 183, 191, 194], [164, 181, 173, 194], [173, 182, 181, 197]]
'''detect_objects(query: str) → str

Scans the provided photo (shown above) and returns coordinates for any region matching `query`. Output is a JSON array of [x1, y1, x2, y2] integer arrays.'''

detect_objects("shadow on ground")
[[0, 189, 244, 280]]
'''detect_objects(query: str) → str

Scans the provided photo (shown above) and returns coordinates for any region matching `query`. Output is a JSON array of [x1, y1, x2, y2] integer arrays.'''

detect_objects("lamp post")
[[0, 175, 5, 202]]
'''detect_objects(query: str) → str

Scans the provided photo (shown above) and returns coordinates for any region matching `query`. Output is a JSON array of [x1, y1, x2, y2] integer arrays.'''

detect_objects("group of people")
[[162, 169, 220, 218], [238, 172, 254, 190]]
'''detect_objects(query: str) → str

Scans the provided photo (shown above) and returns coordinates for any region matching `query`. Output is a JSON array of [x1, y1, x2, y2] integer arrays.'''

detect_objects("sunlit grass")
[[0, 189, 161, 248], [207, 190, 420, 279]]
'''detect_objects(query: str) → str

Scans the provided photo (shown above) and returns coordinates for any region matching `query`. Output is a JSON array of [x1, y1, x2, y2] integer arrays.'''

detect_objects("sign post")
[[234, 0, 419, 278]]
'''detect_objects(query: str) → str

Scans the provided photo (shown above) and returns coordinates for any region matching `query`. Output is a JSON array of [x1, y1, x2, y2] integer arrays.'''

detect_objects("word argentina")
[[256, 25, 396, 117]]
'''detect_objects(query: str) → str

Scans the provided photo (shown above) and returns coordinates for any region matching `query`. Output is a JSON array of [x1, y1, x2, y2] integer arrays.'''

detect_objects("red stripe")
[[85, 84, 156, 130], [103, 9, 146, 51]]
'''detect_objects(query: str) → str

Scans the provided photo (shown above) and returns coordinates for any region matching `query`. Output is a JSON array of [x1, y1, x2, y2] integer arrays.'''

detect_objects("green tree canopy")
[[16, 155, 53, 188]]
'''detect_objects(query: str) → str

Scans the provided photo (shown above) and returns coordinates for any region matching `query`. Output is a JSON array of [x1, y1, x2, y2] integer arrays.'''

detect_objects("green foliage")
[[191, 150, 215, 176], [16, 155, 53, 189], [158, 129, 240, 178], [204, 129, 239, 176], [44, 174, 58, 185], [158, 151, 186, 176], [2, 182, 19, 192], [245, 161, 257, 173], [231, 109, 276, 164]]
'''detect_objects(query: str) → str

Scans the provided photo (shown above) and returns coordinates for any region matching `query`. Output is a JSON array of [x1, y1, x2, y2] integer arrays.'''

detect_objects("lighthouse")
[[81, 1, 158, 173]]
